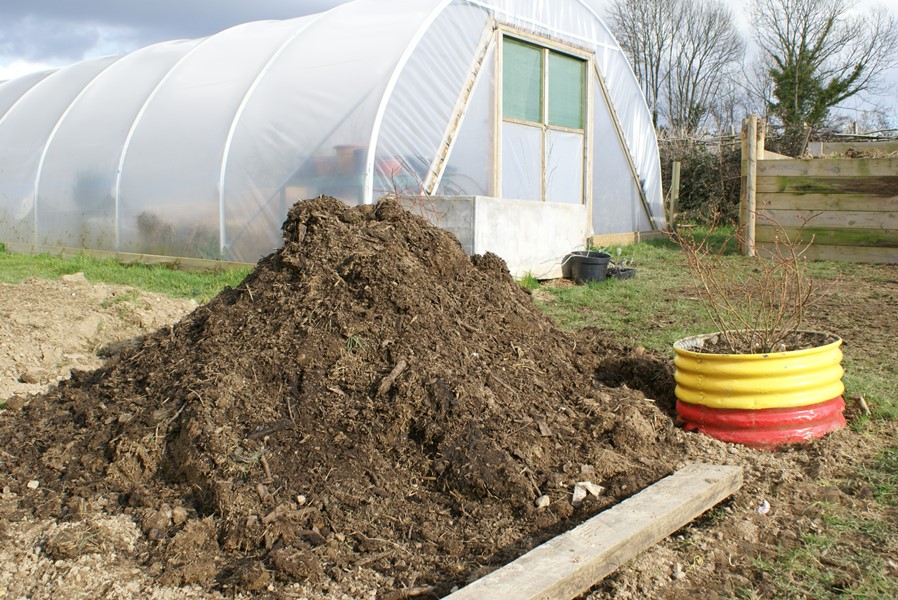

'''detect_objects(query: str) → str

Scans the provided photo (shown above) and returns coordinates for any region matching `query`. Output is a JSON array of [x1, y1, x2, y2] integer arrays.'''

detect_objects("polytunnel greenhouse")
[[0, 0, 664, 277]]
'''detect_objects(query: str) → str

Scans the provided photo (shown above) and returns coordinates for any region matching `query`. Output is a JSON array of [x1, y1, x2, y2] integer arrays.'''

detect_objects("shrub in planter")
[[670, 218, 845, 447]]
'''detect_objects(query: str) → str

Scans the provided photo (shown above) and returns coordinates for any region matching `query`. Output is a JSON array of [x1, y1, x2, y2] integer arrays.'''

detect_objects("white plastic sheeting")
[[373, 2, 490, 199], [436, 41, 497, 197], [501, 122, 542, 201], [36, 39, 201, 250], [222, 0, 446, 260], [117, 21, 302, 258], [0, 56, 119, 242], [0, 70, 57, 120], [593, 75, 651, 234], [0, 0, 663, 263]]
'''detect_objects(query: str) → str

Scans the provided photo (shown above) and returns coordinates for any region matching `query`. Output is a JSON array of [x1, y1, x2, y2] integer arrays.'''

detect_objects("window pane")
[[501, 121, 541, 201], [548, 51, 583, 129], [545, 130, 583, 204], [503, 39, 542, 123]]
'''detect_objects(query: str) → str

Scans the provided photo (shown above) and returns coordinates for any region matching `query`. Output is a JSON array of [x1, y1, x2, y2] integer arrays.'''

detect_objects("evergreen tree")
[[752, 0, 898, 154]]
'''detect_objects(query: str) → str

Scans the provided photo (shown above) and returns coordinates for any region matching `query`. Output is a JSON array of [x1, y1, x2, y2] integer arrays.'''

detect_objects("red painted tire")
[[676, 396, 846, 448]]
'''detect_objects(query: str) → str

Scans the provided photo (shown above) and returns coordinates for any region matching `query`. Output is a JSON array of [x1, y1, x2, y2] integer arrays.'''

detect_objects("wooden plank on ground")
[[756, 242, 898, 264], [758, 157, 898, 177], [4, 242, 253, 273], [756, 175, 898, 196], [444, 464, 743, 600], [757, 192, 898, 213], [755, 225, 898, 248], [757, 209, 898, 230]]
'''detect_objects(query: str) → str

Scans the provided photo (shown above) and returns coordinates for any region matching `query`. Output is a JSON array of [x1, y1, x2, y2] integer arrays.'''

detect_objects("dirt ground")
[[1, 197, 896, 599], [0, 274, 197, 402]]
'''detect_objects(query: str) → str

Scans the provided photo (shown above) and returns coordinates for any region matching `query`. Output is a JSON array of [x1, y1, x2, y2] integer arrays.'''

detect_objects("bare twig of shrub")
[[669, 213, 826, 353], [376, 158, 446, 223]]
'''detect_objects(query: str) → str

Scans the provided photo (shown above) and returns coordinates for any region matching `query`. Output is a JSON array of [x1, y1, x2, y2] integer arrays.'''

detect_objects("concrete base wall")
[[407, 196, 589, 279]]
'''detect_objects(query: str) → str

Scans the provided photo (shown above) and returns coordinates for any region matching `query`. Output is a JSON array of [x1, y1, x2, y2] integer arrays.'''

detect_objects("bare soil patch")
[[1, 197, 895, 599], [0, 274, 196, 402]]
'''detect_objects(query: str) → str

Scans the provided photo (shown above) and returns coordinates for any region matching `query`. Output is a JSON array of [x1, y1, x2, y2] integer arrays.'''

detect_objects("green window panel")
[[548, 51, 584, 129], [502, 38, 542, 123]]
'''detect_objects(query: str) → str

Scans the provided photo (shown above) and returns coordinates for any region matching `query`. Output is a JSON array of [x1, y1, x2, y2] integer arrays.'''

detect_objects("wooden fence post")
[[740, 115, 758, 256], [670, 161, 680, 230], [757, 118, 767, 161]]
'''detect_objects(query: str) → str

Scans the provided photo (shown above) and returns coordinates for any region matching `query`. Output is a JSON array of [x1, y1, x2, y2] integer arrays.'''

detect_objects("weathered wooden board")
[[757, 193, 898, 213], [756, 175, 898, 196], [4, 242, 252, 273], [758, 157, 898, 177], [756, 242, 898, 264], [444, 464, 743, 600], [757, 209, 898, 230], [755, 225, 898, 248]]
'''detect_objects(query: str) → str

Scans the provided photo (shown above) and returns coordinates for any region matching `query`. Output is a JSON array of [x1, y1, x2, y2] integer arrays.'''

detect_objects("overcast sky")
[[0, 0, 896, 121], [0, 1, 347, 78]]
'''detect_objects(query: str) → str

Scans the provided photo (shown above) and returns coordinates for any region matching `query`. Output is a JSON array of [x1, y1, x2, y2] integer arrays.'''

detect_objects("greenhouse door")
[[500, 36, 586, 204]]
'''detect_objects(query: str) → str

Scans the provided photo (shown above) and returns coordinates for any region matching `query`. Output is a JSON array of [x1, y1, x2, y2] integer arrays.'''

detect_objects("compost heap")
[[0, 197, 678, 596]]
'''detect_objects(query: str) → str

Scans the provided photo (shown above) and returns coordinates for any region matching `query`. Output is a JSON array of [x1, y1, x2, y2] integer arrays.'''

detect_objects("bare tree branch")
[[607, 0, 744, 134]]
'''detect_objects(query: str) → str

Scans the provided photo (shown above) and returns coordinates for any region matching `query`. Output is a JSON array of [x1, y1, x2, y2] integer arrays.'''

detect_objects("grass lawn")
[[0, 245, 251, 302]]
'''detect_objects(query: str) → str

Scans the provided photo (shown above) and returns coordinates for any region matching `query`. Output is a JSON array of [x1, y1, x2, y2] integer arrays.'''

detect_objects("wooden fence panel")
[[753, 156, 898, 264], [755, 227, 898, 248]]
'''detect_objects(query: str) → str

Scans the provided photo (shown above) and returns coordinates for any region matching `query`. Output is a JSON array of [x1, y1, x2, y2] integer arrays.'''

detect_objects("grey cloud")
[[0, 0, 348, 63], [0, 16, 114, 63]]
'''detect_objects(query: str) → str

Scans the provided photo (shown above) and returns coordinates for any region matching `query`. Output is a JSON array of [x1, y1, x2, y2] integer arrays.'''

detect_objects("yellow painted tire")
[[673, 332, 844, 410]]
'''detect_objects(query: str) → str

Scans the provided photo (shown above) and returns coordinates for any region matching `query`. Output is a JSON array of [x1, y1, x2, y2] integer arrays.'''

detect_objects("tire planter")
[[568, 251, 611, 284], [673, 331, 846, 448]]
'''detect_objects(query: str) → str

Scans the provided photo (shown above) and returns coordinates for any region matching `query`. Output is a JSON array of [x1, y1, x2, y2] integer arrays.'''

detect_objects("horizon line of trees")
[[607, 0, 898, 155]]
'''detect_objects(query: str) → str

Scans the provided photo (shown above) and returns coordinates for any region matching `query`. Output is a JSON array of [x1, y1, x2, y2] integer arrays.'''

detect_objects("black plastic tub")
[[568, 250, 611, 284], [608, 266, 636, 280]]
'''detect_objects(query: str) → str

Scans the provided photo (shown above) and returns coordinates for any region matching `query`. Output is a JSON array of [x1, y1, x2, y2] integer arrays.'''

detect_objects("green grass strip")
[[0, 248, 250, 302]]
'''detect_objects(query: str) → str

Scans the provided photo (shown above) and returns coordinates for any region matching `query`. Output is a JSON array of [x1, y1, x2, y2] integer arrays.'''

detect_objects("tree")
[[666, 0, 744, 132], [607, 0, 744, 134], [606, 0, 677, 126], [751, 0, 898, 154]]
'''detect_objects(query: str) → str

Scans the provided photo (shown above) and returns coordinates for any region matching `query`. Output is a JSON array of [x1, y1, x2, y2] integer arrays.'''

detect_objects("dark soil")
[[680, 330, 838, 355], [0, 197, 683, 596]]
